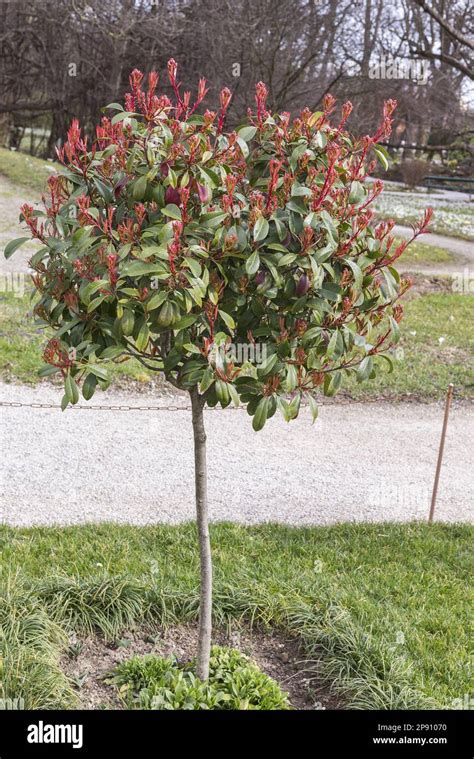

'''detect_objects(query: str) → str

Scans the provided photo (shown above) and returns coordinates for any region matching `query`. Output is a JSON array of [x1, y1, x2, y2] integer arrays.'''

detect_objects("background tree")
[[1, 0, 472, 162], [7, 61, 432, 678]]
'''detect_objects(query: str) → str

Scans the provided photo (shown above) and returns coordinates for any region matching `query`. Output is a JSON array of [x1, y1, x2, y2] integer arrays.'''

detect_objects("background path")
[[395, 224, 474, 276], [1, 382, 472, 527]]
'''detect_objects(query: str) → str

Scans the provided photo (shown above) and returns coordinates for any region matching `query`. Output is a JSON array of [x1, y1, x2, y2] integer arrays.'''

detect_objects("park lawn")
[[0, 521, 472, 710], [0, 290, 154, 387], [344, 291, 474, 400], [396, 237, 453, 265], [0, 290, 472, 400], [0, 147, 58, 194]]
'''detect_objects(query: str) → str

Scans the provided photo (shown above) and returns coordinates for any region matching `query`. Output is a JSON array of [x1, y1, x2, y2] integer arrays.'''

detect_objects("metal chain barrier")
[[0, 399, 312, 412], [0, 399, 242, 411], [0, 400, 199, 411]]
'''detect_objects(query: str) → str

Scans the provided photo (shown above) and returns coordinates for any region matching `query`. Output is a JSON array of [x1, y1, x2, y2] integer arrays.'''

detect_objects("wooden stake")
[[429, 384, 454, 523]]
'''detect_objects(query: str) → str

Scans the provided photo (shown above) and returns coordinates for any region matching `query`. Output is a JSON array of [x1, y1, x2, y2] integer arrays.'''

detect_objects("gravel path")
[[0, 175, 41, 275], [1, 382, 472, 527]]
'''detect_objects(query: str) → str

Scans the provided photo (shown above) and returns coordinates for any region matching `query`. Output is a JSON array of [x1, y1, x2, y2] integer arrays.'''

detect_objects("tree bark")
[[189, 385, 212, 680]]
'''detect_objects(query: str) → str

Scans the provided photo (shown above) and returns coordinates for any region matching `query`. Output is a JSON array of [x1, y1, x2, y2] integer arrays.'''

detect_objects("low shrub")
[[400, 159, 430, 189]]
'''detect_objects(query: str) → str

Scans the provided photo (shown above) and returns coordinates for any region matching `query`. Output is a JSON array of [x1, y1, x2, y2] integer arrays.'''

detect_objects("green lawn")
[[1, 522, 472, 710], [0, 290, 155, 387], [0, 147, 57, 193], [1, 289, 472, 400], [396, 237, 453, 265], [344, 291, 474, 400]]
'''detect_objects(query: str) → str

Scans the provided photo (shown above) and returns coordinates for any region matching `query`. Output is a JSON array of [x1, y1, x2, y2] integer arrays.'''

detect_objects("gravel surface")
[[1, 382, 472, 527], [0, 175, 41, 275]]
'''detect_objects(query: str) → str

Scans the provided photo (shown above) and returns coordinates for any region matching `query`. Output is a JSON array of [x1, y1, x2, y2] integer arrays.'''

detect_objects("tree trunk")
[[189, 386, 212, 680]]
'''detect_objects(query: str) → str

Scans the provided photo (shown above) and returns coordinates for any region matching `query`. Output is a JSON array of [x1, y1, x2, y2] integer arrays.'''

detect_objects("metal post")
[[429, 384, 454, 523]]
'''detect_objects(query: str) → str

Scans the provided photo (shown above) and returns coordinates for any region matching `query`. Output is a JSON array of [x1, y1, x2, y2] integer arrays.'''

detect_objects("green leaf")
[[100, 346, 124, 359], [132, 175, 147, 201], [93, 177, 114, 204], [245, 250, 260, 276], [257, 352, 278, 377], [121, 262, 167, 276], [324, 371, 342, 397], [291, 184, 312, 197], [199, 166, 220, 187], [348, 181, 365, 204], [38, 364, 60, 378], [82, 279, 109, 302], [265, 243, 289, 252], [288, 394, 301, 419], [88, 365, 108, 381], [199, 368, 215, 394], [253, 216, 269, 242], [343, 258, 363, 290], [320, 210, 338, 240], [87, 293, 108, 313], [236, 136, 249, 158], [389, 316, 401, 343], [136, 322, 150, 352], [182, 343, 201, 354], [373, 144, 390, 171], [161, 204, 182, 220], [4, 237, 29, 259], [146, 290, 167, 311], [276, 396, 292, 422], [199, 211, 228, 228], [252, 397, 269, 431], [278, 253, 297, 267], [185, 258, 201, 278], [327, 329, 339, 358], [55, 318, 81, 338], [139, 245, 169, 261], [356, 355, 373, 382], [173, 314, 198, 330], [286, 199, 306, 214], [65, 374, 79, 405], [285, 364, 297, 392], [82, 373, 97, 401], [111, 110, 135, 125], [378, 354, 394, 373], [219, 309, 235, 330], [307, 394, 319, 423], [227, 383, 240, 407], [237, 126, 257, 142]]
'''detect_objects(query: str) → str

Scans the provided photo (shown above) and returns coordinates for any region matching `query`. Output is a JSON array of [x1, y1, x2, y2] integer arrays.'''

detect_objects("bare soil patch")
[[62, 625, 342, 711], [404, 273, 453, 298]]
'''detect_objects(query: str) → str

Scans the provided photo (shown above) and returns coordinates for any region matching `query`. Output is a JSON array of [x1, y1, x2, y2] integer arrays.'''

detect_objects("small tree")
[[6, 61, 432, 681]]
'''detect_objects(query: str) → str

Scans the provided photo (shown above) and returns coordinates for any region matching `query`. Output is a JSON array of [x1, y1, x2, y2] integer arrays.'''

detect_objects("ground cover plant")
[[5, 60, 433, 680], [108, 646, 290, 710], [0, 522, 471, 710]]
